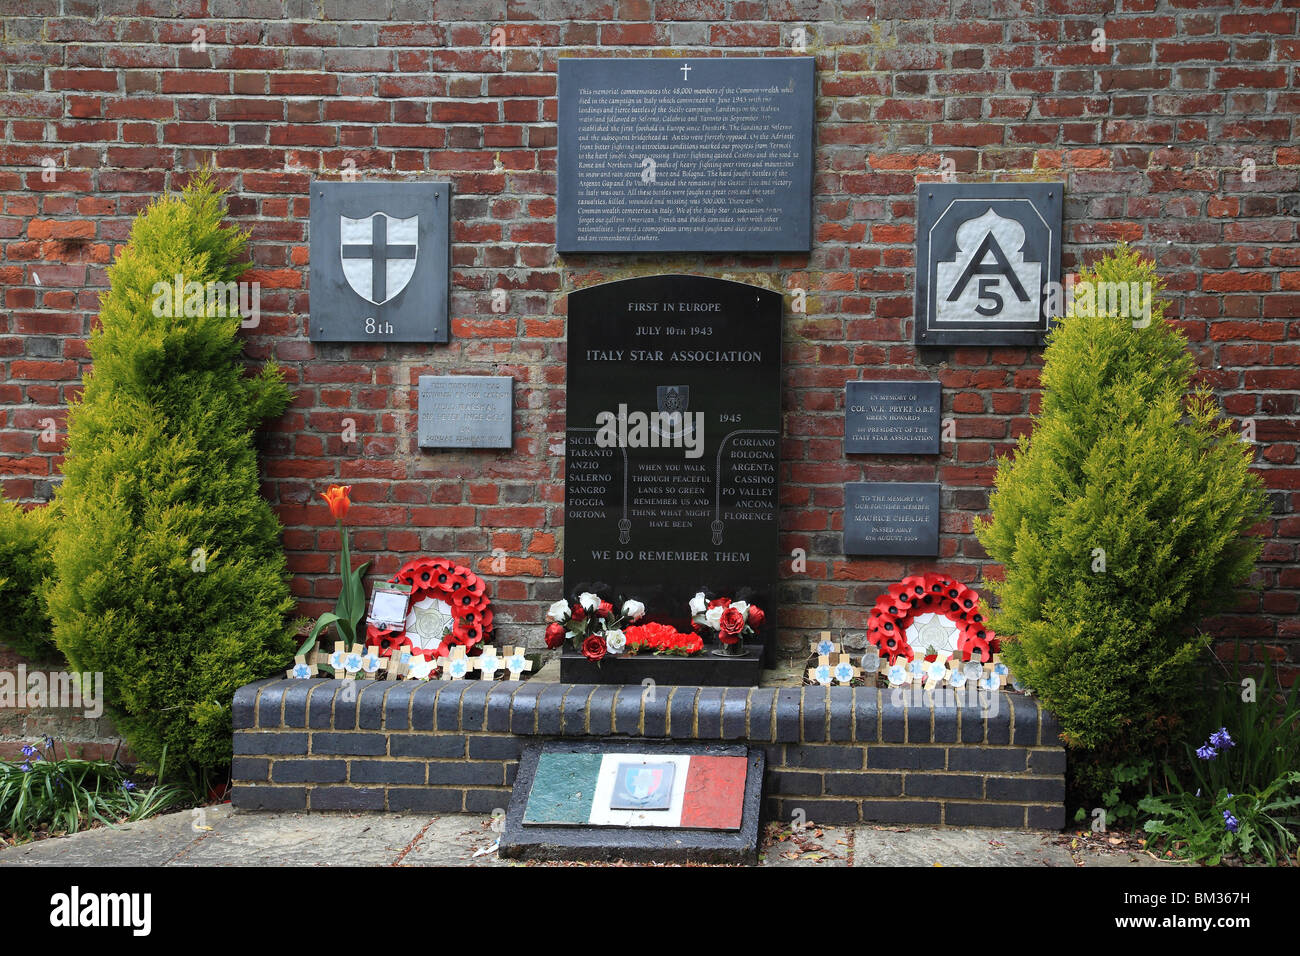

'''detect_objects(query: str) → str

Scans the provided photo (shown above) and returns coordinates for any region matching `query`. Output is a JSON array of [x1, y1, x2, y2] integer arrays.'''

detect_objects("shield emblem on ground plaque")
[[914, 183, 1062, 347], [309, 180, 450, 342]]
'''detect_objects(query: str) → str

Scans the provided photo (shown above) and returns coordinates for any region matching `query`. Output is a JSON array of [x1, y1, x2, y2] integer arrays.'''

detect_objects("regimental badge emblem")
[[656, 385, 689, 413], [609, 761, 676, 810], [340, 211, 419, 305], [914, 183, 1062, 347]]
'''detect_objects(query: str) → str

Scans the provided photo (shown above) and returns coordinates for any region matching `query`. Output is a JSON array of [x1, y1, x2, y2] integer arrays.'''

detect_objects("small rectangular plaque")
[[417, 375, 513, 449], [845, 381, 942, 455], [844, 481, 940, 557]]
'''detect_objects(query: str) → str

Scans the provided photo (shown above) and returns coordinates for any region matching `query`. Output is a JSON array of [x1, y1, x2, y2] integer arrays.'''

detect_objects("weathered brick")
[[310, 787, 385, 811], [272, 759, 347, 783]]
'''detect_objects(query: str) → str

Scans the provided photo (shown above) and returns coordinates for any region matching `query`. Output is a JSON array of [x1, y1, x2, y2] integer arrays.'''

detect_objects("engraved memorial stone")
[[557, 57, 815, 253], [417, 375, 513, 449], [309, 180, 450, 342], [914, 182, 1063, 347], [844, 481, 940, 557], [845, 381, 942, 455], [563, 275, 782, 670]]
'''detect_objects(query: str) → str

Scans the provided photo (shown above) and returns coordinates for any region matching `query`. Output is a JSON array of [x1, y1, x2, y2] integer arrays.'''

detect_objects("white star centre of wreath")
[[905, 612, 961, 655], [406, 596, 452, 653]]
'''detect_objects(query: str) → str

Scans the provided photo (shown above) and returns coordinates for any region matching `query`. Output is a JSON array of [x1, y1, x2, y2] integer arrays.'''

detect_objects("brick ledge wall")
[[231, 678, 1066, 829]]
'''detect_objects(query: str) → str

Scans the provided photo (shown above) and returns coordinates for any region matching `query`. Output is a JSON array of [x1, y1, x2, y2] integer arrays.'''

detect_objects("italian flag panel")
[[524, 752, 747, 831]]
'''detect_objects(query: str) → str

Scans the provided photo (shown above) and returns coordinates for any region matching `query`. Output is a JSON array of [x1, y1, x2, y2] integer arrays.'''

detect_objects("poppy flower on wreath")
[[865, 572, 994, 665], [365, 555, 495, 658]]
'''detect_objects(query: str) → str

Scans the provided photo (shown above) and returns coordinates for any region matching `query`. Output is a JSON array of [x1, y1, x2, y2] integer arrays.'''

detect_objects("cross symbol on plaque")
[[680, 63, 691, 81], [341, 212, 415, 304]]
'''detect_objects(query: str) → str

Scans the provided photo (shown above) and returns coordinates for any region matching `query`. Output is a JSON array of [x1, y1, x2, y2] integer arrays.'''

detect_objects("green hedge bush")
[[0, 500, 58, 661], [46, 169, 296, 786], [975, 244, 1268, 796]]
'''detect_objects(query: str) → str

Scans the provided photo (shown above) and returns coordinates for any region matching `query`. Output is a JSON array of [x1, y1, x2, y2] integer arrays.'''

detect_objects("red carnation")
[[545, 622, 567, 649], [597, 601, 613, 618], [746, 605, 765, 630], [582, 634, 607, 662], [570, 604, 585, 621]]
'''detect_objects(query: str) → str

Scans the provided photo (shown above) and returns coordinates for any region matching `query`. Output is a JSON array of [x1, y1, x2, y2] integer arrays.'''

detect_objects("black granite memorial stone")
[[845, 381, 942, 455], [308, 180, 450, 343], [563, 275, 782, 673], [557, 57, 816, 253], [844, 481, 941, 557], [914, 183, 1063, 347]]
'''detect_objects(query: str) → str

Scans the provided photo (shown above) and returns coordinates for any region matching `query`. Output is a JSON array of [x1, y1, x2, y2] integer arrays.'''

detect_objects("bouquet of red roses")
[[689, 591, 765, 647], [543, 591, 648, 663]]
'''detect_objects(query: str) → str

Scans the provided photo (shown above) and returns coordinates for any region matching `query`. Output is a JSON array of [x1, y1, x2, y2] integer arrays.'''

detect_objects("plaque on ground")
[[499, 740, 764, 864], [563, 274, 782, 679], [557, 57, 815, 253], [914, 182, 1063, 347], [417, 375, 512, 449], [308, 180, 450, 342], [845, 381, 942, 455], [844, 481, 940, 556]]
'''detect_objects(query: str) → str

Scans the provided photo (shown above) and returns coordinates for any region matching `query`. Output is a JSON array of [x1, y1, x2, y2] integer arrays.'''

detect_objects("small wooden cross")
[[386, 649, 411, 680], [405, 652, 438, 681], [983, 653, 1009, 689], [474, 646, 502, 680], [807, 653, 835, 686], [358, 647, 384, 677], [443, 645, 472, 680], [502, 646, 533, 681], [286, 654, 314, 680], [811, 631, 841, 658], [830, 652, 860, 685]]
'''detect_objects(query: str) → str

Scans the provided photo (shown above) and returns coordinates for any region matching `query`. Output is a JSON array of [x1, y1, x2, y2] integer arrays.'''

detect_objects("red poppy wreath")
[[865, 572, 996, 665], [364, 556, 494, 661]]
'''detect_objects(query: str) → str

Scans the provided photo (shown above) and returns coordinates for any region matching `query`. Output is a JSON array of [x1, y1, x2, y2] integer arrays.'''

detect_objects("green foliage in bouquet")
[[0, 500, 59, 661], [45, 169, 296, 787], [975, 244, 1268, 779]]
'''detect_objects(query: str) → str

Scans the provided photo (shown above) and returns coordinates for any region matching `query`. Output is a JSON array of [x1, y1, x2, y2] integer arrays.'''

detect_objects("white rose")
[[605, 629, 626, 654], [546, 599, 570, 623], [622, 599, 646, 622], [730, 601, 749, 621], [579, 591, 601, 612], [705, 605, 726, 630], [689, 592, 708, 616]]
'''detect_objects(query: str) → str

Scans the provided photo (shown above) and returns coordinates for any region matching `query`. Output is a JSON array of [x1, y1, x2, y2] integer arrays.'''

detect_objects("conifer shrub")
[[976, 244, 1268, 794], [0, 499, 58, 661], [45, 170, 296, 786]]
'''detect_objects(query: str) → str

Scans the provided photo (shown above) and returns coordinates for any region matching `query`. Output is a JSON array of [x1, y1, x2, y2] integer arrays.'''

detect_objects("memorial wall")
[[1, 3, 1296, 668]]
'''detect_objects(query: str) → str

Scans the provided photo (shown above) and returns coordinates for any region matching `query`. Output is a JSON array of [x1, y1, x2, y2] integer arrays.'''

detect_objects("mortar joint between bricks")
[[664, 685, 677, 735]]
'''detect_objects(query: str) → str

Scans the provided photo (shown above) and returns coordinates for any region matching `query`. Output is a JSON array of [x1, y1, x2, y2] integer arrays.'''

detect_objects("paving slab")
[[761, 825, 853, 866], [853, 826, 1075, 867], [174, 810, 429, 866], [0, 805, 234, 867], [399, 814, 507, 866]]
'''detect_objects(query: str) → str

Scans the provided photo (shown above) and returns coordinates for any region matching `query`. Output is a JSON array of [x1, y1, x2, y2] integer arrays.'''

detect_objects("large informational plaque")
[[563, 275, 782, 645], [557, 57, 815, 253]]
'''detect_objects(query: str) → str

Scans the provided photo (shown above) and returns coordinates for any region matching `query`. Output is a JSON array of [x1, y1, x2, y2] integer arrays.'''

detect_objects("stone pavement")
[[0, 806, 1170, 866]]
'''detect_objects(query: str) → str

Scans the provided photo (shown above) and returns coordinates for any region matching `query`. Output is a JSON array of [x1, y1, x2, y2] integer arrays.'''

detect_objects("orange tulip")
[[320, 484, 352, 521]]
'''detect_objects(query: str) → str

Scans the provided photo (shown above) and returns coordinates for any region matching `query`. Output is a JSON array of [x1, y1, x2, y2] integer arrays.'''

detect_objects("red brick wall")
[[2, 1, 1297, 678]]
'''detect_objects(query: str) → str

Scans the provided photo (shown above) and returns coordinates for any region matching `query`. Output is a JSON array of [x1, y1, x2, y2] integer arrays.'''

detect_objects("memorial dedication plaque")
[[417, 375, 512, 449], [844, 482, 940, 557], [309, 180, 450, 342], [564, 275, 782, 636], [557, 57, 815, 253], [845, 381, 942, 455]]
